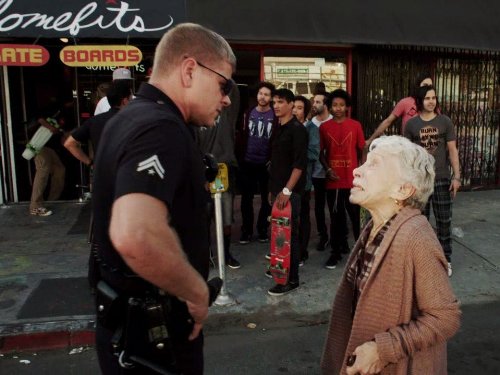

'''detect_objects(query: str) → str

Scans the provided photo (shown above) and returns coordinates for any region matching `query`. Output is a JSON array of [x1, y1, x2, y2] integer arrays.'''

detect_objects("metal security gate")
[[356, 46, 500, 189]]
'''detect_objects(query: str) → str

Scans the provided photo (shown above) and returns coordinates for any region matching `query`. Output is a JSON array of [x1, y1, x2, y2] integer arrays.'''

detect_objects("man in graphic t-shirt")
[[365, 72, 434, 148], [320, 89, 365, 270], [405, 85, 461, 277], [236, 81, 277, 244]]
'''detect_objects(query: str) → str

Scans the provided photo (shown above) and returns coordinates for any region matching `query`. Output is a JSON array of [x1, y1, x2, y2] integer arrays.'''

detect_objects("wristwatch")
[[282, 187, 292, 196]]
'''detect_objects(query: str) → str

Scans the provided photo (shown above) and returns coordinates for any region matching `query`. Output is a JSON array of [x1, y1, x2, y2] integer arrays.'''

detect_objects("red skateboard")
[[268, 201, 292, 285]]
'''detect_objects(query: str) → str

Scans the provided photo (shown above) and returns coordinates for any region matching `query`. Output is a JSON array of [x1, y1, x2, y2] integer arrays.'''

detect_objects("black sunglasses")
[[196, 60, 234, 96]]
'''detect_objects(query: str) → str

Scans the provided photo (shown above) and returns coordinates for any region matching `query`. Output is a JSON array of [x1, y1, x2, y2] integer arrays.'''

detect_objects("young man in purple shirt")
[[236, 81, 277, 244]]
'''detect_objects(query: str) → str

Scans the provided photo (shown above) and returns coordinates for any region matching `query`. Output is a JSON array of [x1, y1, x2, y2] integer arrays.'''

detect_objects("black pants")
[[326, 188, 360, 257], [239, 161, 271, 237], [312, 178, 328, 239], [96, 322, 203, 375], [424, 178, 453, 261], [298, 190, 311, 260]]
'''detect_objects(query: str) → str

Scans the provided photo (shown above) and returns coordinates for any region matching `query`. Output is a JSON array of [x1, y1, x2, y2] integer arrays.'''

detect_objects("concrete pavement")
[[0, 190, 499, 352]]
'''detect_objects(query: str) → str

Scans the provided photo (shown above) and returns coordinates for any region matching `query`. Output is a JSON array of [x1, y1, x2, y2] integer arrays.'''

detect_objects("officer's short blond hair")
[[152, 23, 236, 79]]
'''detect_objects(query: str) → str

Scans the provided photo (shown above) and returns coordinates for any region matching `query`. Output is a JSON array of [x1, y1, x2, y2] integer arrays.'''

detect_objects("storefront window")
[[263, 56, 346, 98]]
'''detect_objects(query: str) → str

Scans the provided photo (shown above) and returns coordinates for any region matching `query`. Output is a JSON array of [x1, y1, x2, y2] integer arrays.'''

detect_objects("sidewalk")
[[0, 190, 499, 352]]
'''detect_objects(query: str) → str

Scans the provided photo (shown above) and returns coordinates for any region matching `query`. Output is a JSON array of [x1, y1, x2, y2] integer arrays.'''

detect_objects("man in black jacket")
[[267, 88, 308, 296]]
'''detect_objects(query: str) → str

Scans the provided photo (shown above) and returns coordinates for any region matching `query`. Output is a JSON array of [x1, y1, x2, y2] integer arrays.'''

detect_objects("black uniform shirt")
[[71, 108, 119, 151], [268, 117, 308, 195], [92, 83, 210, 287]]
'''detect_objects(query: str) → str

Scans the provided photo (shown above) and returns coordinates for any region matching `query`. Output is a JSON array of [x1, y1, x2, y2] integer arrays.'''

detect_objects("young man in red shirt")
[[320, 89, 365, 269]]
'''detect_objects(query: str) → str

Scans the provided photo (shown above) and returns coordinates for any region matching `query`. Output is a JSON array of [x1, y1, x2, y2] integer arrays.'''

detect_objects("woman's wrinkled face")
[[350, 148, 402, 209]]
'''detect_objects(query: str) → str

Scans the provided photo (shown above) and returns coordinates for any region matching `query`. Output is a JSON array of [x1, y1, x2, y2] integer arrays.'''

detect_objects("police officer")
[[91, 23, 236, 374]]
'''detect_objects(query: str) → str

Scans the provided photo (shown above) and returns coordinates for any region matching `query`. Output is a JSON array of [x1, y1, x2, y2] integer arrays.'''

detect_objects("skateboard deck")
[[269, 201, 292, 285]]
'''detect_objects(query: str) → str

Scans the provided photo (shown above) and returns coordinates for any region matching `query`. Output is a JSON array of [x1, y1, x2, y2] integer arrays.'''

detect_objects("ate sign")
[[0, 44, 49, 66]]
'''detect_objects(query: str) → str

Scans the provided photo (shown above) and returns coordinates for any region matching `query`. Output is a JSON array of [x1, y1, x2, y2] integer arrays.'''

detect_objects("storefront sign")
[[0, 0, 185, 38], [60, 45, 142, 67], [276, 68, 309, 74], [0, 44, 49, 66]]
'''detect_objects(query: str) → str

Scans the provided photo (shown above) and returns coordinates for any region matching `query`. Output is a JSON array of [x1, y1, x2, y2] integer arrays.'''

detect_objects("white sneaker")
[[447, 262, 453, 277], [30, 207, 53, 216]]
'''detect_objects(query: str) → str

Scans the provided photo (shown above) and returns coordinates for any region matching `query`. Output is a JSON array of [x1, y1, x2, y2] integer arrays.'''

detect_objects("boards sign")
[[60, 45, 142, 67]]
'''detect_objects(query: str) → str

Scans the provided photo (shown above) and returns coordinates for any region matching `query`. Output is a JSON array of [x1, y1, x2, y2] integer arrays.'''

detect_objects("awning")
[[187, 0, 500, 51], [1, 0, 500, 51]]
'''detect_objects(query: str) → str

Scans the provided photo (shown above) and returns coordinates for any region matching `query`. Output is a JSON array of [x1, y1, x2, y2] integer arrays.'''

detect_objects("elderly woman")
[[321, 136, 461, 375]]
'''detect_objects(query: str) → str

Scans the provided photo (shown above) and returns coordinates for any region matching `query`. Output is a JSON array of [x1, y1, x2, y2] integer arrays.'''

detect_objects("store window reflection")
[[264, 57, 346, 98]]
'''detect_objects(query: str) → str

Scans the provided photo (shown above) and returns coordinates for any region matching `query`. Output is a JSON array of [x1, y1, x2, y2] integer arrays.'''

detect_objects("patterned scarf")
[[347, 213, 398, 316]]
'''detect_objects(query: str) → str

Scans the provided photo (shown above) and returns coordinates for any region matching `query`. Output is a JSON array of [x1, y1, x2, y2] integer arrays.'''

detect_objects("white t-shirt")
[[94, 96, 110, 115], [94, 94, 136, 115]]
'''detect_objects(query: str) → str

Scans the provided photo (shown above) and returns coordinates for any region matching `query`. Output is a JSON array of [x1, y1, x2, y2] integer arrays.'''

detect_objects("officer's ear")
[[180, 57, 196, 89]]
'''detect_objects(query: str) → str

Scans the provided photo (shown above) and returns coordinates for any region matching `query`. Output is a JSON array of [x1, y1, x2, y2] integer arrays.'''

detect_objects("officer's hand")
[[186, 285, 209, 340]]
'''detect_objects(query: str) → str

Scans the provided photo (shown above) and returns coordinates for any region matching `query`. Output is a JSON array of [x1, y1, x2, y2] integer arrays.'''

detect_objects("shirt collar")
[[135, 82, 184, 121]]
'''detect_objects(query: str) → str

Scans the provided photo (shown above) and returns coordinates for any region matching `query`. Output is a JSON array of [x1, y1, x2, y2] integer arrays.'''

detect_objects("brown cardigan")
[[321, 207, 461, 375]]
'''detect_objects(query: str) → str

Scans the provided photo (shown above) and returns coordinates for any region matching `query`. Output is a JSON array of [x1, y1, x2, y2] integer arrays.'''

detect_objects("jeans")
[[299, 190, 311, 260], [239, 161, 271, 237], [326, 188, 360, 257], [288, 192, 301, 283], [312, 177, 328, 239], [30, 147, 65, 210]]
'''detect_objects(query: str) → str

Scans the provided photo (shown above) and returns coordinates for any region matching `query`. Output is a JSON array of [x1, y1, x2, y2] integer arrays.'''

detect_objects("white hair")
[[370, 136, 435, 209]]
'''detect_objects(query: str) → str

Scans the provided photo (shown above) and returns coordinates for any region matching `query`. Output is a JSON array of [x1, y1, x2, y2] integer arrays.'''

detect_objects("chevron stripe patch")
[[137, 155, 165, 179]]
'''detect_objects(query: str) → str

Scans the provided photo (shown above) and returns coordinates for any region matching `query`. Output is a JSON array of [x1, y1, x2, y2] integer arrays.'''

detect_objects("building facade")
[[1, 0, 499, 204]]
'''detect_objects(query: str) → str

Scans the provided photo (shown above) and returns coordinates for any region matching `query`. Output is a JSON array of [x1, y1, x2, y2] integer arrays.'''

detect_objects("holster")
[[96, 280, 125, 331], [96, 280, 179, 374], [95, 277, 223, 374]]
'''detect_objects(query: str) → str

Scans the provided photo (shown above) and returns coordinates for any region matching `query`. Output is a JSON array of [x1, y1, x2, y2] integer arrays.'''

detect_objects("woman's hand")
[[346, 341, 384, 375]]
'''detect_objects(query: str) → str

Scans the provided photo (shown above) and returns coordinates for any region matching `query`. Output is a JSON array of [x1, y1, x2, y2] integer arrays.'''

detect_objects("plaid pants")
[[424, 178, 452, 261]]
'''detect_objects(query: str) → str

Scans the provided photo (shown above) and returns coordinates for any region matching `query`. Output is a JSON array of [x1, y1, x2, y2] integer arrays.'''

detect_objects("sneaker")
[[265, 253, 271, 260], [258, 234, 269, 243], [239, 233, 251, 244], [447, 262, 453, 277], [298, 260, 304, 267], [226, 256, 241, 269], [268, 282, 299, 296], [325, 254, 340, 269], [265, 270, 273, 278], [316, 237, 329, 252], [30, 207, 53, 216]]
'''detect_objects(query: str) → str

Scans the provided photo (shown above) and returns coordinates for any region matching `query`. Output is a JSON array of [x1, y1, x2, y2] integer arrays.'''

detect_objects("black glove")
[[203, 153, 219, 182]]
